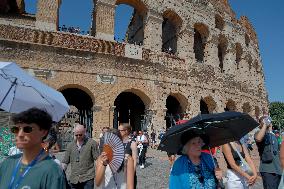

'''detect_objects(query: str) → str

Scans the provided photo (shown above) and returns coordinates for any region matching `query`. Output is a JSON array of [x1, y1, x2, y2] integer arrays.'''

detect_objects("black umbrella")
[[158, 111, 259, 154]]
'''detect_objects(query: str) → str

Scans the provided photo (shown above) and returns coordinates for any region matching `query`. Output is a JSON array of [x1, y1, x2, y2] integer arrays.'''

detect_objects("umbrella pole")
[[0, 78, 17, 106], [209, 147, 217, 168], [209, 146, 225, 189]]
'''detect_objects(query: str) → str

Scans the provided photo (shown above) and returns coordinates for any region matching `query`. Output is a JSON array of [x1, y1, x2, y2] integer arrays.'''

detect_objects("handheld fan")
[[103, 132, 124, 172]]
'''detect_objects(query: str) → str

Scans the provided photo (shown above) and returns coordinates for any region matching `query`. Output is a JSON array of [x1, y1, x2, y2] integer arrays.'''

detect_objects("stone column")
[[177, 26, 195, 61], [92, 0, 115, 41], [151, 108, 167, 132], [204, 34, 219, 66], [36, 0, 60, 31], [143, 9, 163, 52], [223, 43, 237, 74], [92, 105, 111, 139]]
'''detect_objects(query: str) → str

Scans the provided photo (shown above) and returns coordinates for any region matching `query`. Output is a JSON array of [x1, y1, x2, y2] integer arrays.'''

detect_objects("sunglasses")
[[75, 134, 83, 137], [10, 126, 33, 134]]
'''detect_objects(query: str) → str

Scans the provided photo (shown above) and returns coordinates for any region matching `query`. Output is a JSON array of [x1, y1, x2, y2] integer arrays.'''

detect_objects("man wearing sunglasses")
[[61, 124, 99, 189], [0, 108, 66, 189]]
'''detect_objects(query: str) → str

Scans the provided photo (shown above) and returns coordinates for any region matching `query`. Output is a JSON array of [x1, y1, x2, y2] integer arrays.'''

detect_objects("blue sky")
[[25, 0, 283, 102]]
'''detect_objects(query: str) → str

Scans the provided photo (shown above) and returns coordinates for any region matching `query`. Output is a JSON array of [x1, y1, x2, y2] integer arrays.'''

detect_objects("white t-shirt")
[[98, 165, 126, 189]]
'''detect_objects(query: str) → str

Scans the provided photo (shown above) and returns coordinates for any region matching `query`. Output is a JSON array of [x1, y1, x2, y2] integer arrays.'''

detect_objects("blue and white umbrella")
[[0, 62, 69, 122]]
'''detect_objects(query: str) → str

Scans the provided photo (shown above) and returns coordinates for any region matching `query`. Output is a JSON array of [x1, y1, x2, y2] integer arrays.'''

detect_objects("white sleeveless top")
[[98, 165, 126, 189]]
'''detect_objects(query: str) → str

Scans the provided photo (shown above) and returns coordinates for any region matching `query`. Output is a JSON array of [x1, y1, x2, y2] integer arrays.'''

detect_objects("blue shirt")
[[169, 153, 217, 189]]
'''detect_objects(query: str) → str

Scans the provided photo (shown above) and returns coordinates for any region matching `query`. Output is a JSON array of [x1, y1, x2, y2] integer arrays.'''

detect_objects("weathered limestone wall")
[[0, 0, 269, 137]]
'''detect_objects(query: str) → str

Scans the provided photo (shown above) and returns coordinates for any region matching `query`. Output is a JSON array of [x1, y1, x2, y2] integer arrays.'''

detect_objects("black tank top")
[[224, 143, 245, 169], [123, 138, 135, 156]]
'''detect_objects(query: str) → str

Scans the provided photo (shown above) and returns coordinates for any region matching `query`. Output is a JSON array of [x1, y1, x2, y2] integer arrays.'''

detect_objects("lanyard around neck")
[[8, 149, 44, 189]]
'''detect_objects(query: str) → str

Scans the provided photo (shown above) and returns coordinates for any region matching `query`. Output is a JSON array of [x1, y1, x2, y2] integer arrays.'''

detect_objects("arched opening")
[[224, 99, 236, 111], [194, 23, 209, 63], [255, 106, 260, 120], [203, 96, 217, 113], [115, 0, 146, 44], [0, 0, 33, 14], [215, 14, 224, 30], [58, 0, 93, 35], [162, 10, 182, 55], [60, 88, 94, 148], [165, 95, 183, 129], [24, 0, 36, 15], [254, 60, 259, 73], [114, 92, 145, 131], [245, 33, 250, 47], [218, 35, 228, 72], [245, 54, 252, 71], [235, 43, 243, 69], [200, 99, 209, 114], [242, 102, 251, 114]]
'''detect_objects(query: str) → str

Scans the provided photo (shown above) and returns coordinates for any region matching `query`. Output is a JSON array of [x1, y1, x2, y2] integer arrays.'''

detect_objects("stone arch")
[[58, 84, 95, 106], [242, 102, 252, 114], [115, 0, 147, 44], [161, 9, 183, 55], [235, 43, 243, 69], [169, 92, 188, 113], [58, 0, 93, 34], [201, 96, 217, 114], [215, 14, 225, 30], [113, 88, 151, 131], [194, 23, 209, 63], [121, 88, 151, 108], [245, 33, 250, 47], [165, 93, 187, 128], [116, 0, 147, 14], [0, 0, 26, 14], [58, 85, 95, 144], [225, 99, 237, 111], [218, 34, 228, 72]]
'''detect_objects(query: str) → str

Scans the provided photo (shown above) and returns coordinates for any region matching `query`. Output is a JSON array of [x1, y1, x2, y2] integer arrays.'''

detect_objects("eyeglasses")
[[195, 165, 204, 184], [10, 126, 33, 134], [118, 129, 126, 132], [75, 134, 83, 137]]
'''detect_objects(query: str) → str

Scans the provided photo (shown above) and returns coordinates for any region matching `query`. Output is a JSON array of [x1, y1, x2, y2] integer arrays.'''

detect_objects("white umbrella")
[[0, 62, 69, 122]]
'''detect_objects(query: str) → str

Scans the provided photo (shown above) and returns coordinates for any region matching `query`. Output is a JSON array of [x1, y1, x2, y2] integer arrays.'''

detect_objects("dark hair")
[[12, 107, 52, 131], [181, 129, 209, 146]]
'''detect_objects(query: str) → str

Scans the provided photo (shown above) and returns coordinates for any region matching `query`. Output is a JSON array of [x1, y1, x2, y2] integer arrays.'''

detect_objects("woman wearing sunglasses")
[[169, 130, 222, 189], [0, 108, 67, 189]]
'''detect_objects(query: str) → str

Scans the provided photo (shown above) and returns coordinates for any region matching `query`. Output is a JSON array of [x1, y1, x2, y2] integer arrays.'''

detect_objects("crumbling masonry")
[[0, 0, 268, 137]]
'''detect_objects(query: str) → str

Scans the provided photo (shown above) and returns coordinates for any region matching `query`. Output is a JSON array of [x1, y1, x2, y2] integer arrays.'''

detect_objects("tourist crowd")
[[1, 107, 284, 189]]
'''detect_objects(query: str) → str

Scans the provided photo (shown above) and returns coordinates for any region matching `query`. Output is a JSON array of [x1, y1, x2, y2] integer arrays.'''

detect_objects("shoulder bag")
[[230, 142, 254, 176]]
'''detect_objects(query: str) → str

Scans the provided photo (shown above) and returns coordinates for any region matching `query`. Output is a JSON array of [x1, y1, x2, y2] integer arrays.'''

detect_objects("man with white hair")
[[62, 124, 99, 189]]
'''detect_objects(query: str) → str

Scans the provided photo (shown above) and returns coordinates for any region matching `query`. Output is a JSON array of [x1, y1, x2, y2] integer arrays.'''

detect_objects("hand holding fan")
[[103, 132, 124, 172]]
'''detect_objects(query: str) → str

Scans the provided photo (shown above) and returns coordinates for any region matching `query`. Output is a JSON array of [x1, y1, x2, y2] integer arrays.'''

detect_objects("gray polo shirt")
[[62, 137, 99, 184], [255, 132, 282, 175]]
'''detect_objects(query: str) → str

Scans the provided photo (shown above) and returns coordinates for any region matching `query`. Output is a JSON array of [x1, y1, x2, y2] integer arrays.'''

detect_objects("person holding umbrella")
[[222, 141, 257, 188], [169, 130, 222, 189]]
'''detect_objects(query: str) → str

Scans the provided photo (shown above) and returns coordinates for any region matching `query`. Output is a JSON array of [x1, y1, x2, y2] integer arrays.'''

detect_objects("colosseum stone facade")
[[0, 0, 268, 138]]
